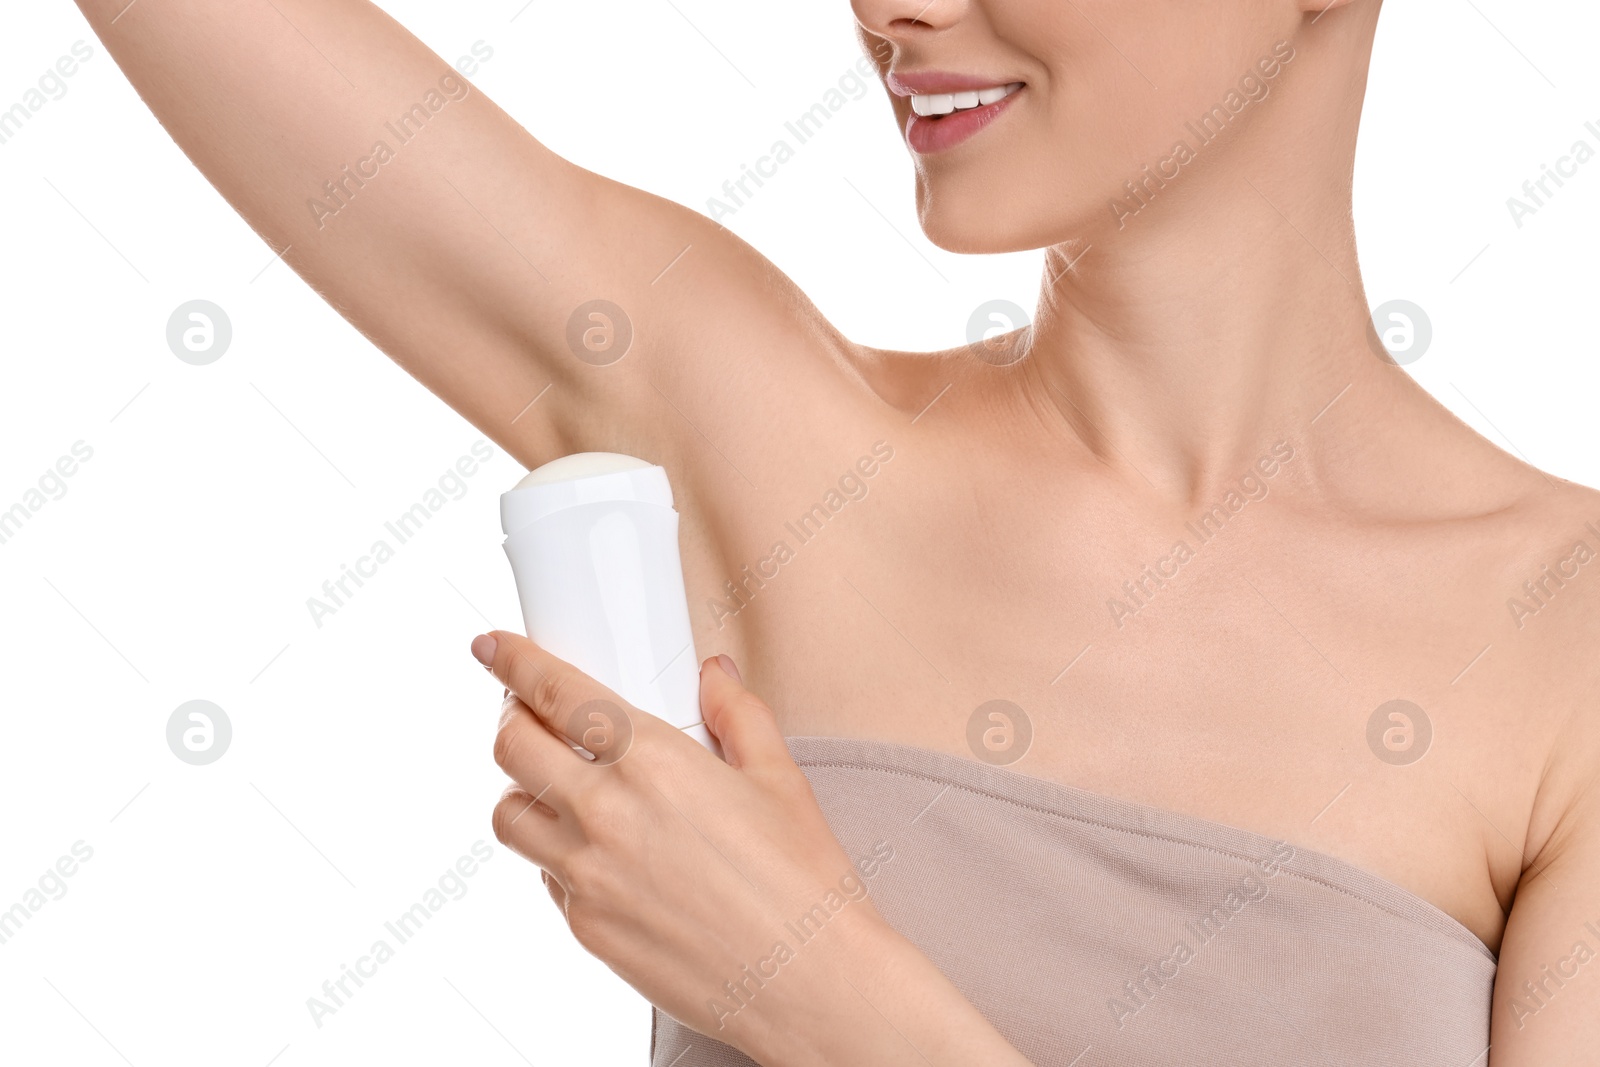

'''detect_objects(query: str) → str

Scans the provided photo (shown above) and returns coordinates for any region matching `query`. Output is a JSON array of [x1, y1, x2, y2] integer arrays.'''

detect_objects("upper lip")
[[886, 70, 1023, 97]]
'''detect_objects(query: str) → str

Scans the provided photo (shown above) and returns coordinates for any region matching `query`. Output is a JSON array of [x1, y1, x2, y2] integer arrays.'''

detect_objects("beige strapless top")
[[651, 736, 1495, 1067]]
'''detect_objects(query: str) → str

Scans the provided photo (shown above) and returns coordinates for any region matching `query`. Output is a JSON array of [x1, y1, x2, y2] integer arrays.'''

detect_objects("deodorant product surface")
[[500, 453, 719, 754]]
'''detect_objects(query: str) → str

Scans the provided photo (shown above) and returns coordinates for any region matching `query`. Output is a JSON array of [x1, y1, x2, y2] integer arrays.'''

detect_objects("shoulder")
[[1490, 477, 1600, 871], [1491, 478, 1600, 646]]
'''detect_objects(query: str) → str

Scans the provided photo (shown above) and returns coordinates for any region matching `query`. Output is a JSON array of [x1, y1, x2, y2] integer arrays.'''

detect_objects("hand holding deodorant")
[[499, 453, 720, 756]]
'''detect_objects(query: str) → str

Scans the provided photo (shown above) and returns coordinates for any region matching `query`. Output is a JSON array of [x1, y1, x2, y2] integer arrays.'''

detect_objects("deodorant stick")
[[499, 452, 719, 755]]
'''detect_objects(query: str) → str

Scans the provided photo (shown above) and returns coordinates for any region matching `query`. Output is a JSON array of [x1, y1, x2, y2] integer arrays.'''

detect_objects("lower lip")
[[904, 88, 1023, 155]]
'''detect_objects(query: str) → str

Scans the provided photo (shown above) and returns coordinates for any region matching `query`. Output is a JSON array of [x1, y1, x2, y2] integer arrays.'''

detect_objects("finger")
[[474, 631, 654, 755], [699, 655, 793, 773], [492, 784, 580, 868], [494, 692, 590, 804]]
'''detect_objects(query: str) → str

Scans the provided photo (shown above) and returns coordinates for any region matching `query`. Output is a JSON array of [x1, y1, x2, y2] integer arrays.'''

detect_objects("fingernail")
[[471, 634, 497, 667], [715, 653, 742, 684]]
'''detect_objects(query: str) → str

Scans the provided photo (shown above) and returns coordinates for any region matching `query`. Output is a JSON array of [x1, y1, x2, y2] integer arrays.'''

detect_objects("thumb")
[[699, 655, 788, 771]]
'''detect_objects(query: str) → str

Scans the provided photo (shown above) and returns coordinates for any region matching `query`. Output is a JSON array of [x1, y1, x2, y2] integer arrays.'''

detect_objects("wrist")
[[730, 904, 906, 1066], [733, 905, 1027, 1067]]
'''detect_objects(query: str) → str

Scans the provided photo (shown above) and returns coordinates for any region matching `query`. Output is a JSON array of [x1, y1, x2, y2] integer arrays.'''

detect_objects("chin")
[[914, 177, 1095, 256]]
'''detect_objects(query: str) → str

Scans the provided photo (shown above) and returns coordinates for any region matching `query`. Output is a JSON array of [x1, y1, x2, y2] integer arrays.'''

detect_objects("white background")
[[1, 1, 1596, 1064]]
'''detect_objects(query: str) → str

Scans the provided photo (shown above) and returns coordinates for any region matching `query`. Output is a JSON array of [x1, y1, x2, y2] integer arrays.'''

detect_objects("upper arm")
[[76, 0, 854, 468], [1489, 710, 1600, 1064]]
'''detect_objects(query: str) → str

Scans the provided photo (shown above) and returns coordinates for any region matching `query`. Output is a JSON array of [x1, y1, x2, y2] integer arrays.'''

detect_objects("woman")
[[75, 0, 1599, 1062]]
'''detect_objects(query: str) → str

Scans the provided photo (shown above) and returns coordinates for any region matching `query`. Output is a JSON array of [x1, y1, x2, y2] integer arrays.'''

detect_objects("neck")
[[1016, 16, 1395, 505]]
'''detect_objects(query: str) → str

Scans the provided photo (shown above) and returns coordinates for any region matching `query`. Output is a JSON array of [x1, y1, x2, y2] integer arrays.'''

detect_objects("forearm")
[[732, 909, 1035, 1067]]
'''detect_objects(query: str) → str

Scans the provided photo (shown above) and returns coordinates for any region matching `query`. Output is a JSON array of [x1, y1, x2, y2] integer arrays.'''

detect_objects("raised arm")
[[73, 0, 855, 470]]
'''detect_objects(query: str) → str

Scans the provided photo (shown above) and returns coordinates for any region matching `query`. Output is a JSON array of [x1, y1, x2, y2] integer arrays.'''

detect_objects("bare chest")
[[670, 425, 1547, 951]]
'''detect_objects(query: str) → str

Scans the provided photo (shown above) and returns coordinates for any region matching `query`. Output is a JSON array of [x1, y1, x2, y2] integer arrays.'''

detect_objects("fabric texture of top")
[[651, 735, 1496, 1066]]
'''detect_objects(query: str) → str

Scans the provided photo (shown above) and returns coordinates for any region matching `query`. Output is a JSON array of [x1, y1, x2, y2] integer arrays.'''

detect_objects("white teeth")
[[910, 82, 1021, 117]]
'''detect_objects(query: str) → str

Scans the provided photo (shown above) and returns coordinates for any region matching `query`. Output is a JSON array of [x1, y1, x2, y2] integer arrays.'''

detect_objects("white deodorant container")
[[499, 453, 719, 755]]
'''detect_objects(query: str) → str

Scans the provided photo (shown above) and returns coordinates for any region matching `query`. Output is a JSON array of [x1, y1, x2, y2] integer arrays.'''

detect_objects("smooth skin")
[[74, 0, 1600, 1062]]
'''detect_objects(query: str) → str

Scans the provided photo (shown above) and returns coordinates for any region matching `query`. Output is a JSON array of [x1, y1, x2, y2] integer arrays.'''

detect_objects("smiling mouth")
[[908, 82, 1024, 118]]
